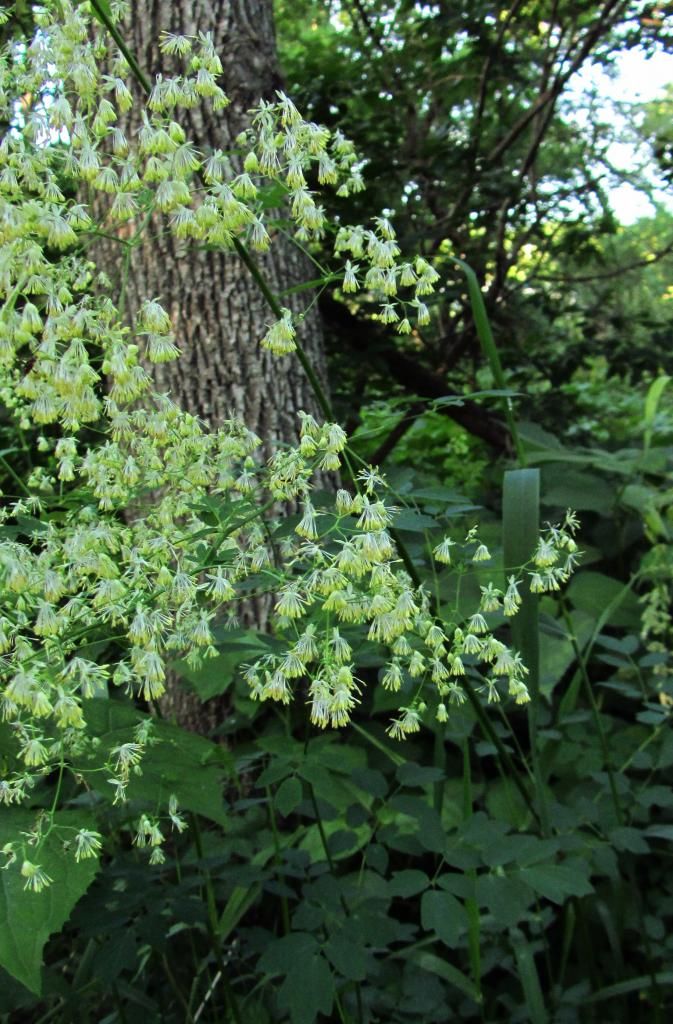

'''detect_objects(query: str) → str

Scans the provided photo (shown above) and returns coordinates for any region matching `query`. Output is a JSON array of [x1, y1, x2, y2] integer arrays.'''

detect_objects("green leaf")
[[89, 0, 113, 21], [643, 373, 670, 450], [586, 971, 673, 1004], [421, 890, 466, 948], [218, 840, 291, 941], [475, 873, 534, 928], [519, 861, 593, 903], [541, 468, 614, 513], [173, 630, 270, 699], [388, 795, 446, 853], [299, 819, 371, 862], [503, 468, 540, 699], [324, 929, 367, 981], [408, 485, 472, 502], [396, 762, 445, 786], [451, 256, 524, 460], [0, 810, 100, 994], [84, 701, 229, 824], [539, 611, 594, 698], [503, 467, 552, 830], [278, 952, 334, 1024], [388, 869, 430, 897], [645, 824, 673, 841], [259, 932, 319, 974], [275, 776, 303, 817], [567, 572, 641, 629], [171, 651, 236, 699], [484, 777, 532, 830], [392, 509, 438, 531], [433, 388, 519, 406], [351, 722, 405, 766], [394, 949, 479, 1002], [608, 827, 649, 854]]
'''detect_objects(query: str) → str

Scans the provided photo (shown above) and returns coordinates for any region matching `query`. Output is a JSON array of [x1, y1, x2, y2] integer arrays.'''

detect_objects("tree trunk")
[[94, 0, 328, 732], [107, 0, 326, 437]]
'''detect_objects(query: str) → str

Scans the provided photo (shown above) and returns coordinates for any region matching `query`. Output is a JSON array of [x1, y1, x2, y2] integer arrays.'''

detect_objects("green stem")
[[189, 814, 244, 1024], [461, 676, 540, 825], [161, 954, 194, 1022], [232, 237, 333, 422], [560, 601, 623, 826], [89, 0, 152, 95], [0, 453, 31, 495], [450, 256, 526, 466], [307, 783, 363, 1024], [91, 8, 537, 823], [462, 741, 483, 1010], [266, 786, 291, 935], [235, 224, 543, 819]]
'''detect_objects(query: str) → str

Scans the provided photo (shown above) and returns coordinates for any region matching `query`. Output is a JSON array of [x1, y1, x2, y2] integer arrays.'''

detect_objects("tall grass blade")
[[511, 929, 548, 1024], [451, 257, 525, 465], [503, 468, 549, 833], [643, 374, 670, 451]]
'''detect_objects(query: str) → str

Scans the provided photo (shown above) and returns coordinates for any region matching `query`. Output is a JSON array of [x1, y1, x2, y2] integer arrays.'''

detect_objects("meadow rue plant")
[[0, 0, 579, 889]]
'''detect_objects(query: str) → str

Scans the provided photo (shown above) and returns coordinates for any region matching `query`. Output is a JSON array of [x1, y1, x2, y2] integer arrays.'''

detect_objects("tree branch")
[[320, 295, 509, 453], [531, 236, 673, 284]]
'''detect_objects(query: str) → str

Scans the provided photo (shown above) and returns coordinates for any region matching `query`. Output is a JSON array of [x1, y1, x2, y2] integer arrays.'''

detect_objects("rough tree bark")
[[106, 0, 327, 438], [94, 0, 328, 732]]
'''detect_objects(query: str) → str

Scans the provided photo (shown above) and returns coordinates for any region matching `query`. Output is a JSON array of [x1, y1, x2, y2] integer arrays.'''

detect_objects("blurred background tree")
[[275, 0, 673, 460]]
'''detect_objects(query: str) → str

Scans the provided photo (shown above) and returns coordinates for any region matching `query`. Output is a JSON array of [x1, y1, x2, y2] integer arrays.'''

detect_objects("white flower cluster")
[[0, 2, 581, 886], [335, 220, 438, 335], [242, 449, 572, 739]]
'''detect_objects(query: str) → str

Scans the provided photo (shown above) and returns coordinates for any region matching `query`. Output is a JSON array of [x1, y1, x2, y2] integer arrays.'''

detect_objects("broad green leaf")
[[396, 762, 445, 786], [218, 838, 301, 941], [84, 701, 229, 824], [304, 737, 367, 775], [259, 932, 318, 974], [278, 952, 334, 1024], [567, 572, 640, 629], [388, 795, 446, 853], [539, 611, 594, 698], [392, 508, 438, 531], [299, 819, 371, 862], [89, 0, 113, 21], [433, 388, 519, 406], [475, 873, 534, 928], [517, 422, 563, 451], [350, 722, 405, 766], [388, 869, 430, 897], [608, 827, 649, 854], [460, 810, 509, 854], [503, 467, 551, 831], [275, 776, 303, 817], [324, 929, 368, 981], [172, 630, 270, 699], [520, 861, 593, 903], [421, 890, 466, 948], [350, 767, 388, 798], [0, 810, 100, 994], [408, 485, 472, 502], [541, 468, 614, 513], [484, 777, 532, 830]]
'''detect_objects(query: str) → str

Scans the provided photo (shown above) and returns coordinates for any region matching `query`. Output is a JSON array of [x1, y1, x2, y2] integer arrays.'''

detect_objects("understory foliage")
[[0, 2, 672, 1023]]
